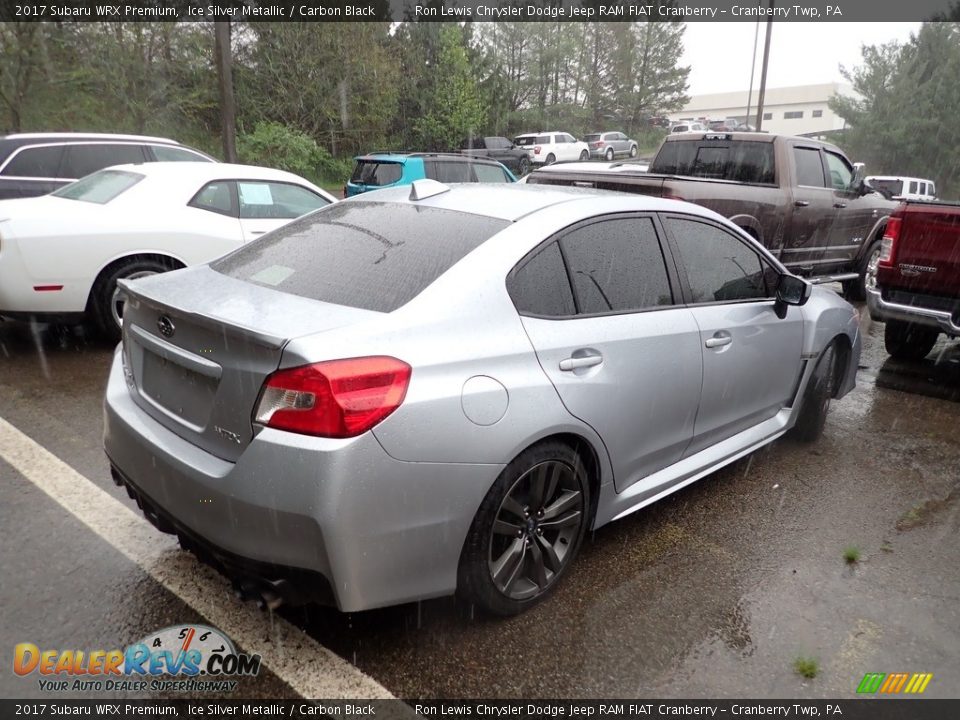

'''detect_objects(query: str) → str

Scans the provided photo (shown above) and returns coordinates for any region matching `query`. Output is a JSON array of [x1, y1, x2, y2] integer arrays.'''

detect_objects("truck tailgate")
[[887, 203, 960, 296]]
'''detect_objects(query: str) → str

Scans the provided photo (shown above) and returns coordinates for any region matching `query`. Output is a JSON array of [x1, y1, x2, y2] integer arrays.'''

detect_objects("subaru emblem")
[[157, 315, 175, 338]]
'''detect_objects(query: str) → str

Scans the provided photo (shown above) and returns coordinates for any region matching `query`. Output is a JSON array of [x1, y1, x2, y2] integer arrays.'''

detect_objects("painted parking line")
[[0, 415, 394, 700]]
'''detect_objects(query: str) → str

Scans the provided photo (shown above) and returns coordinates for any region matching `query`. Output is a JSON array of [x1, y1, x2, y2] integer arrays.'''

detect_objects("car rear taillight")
[[534, 146, 542, 154], [878, 215, 902, 268], [255, 356, 411, 438]]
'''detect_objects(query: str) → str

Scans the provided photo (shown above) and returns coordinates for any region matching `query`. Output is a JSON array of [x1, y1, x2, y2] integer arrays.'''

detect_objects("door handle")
[[705, 335, 733, 349], [559, 354, 603, 371], [794, 200, 810, 208], [833, 202, 847, 209]]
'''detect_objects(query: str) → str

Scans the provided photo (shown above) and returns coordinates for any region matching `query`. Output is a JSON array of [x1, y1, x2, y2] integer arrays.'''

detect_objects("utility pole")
[[214, 21, 238, 163], [745, 14, 761, 125], [755, 0, 774, 132]]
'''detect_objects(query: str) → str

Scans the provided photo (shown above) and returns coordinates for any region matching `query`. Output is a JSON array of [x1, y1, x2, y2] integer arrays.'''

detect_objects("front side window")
[[473, 164, 512, 183], [51, 169, 143, 204], [793, 147, 825, 187], [508, 242, 576, 317], [560, 217, 673, 314], [824, 152, 853, 191], [60, 144, 146, 178], [665, 217, 772, 303], [190, 180, 236, 216], [1, 145, 64, 177], [237, 181, 329, 219]]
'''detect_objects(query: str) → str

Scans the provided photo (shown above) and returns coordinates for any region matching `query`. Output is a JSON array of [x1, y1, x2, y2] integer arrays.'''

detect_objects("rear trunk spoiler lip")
[[118, 278, 287, 351]]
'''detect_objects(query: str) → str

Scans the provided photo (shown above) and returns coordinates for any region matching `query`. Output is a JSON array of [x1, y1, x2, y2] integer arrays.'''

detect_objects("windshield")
[[51, 169, 143, 203]]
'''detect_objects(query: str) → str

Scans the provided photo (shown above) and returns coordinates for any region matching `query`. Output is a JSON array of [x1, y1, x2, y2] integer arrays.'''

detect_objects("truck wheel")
[[605, 147, 615, 161], [517, 157, 530, 176], [842, 240, 881, 302], [458, 440, 590, 616], [791, 343, 837, 442], [884, 320, 939, 361]]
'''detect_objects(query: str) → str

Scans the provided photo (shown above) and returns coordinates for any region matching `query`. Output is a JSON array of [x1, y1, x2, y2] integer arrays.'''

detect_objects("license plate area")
[[140, 350, 217, 429]]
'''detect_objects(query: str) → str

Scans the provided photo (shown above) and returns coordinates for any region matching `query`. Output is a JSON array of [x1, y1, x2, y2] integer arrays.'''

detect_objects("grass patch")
[[843, 546, 861, 564], [793, 656, 820, 679]]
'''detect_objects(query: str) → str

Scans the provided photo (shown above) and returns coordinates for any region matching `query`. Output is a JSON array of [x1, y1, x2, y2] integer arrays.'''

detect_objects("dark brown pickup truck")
[[527, 132, 899, 299], [866, 200, 960, 359]]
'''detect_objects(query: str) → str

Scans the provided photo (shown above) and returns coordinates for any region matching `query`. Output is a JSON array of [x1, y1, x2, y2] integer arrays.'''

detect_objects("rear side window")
[[350, 160, 402, 187], [212, 202, 510, 313], [652, 140, 775, 184], [52, 169, 143, 204], [508, 242, 576, 317], [1, 146, 64, 177], [909, 180, 919, 194], [150, 145, 211, 162], [793, 148, 825, 187], [560, 217, 673, 314], [60, 144, 146, 178], [190, 181, 236, 216]]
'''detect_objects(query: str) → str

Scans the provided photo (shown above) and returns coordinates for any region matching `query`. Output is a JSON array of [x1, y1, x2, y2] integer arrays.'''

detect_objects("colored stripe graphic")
[[858, 672, 933, 694]]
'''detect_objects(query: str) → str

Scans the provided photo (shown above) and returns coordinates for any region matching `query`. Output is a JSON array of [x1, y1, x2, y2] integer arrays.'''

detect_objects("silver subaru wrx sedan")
[[103, 181, 861, 616]]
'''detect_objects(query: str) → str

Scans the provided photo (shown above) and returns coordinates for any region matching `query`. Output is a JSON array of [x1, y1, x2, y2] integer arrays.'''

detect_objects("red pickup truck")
[[866, 201, 960, 359]]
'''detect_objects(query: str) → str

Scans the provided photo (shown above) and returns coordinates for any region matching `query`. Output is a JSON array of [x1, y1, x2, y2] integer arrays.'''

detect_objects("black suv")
[[0, 133, 216, 199]]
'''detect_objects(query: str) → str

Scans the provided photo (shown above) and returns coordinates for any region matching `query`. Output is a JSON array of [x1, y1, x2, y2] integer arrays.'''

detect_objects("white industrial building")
[[673, 83, 856, 136]]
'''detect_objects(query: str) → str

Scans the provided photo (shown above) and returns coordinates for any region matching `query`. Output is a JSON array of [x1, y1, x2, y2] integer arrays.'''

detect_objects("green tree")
[[831, 23, 960, 199], [413, 24, 485, 151]]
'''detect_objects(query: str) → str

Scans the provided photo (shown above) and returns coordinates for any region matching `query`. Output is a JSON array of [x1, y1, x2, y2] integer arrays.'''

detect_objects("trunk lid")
[[884, 202, 960, 296], [120, 265, 379, 462]]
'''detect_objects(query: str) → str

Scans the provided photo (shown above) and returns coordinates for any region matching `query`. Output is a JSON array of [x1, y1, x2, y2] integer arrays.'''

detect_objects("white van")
[[866, 176, 937, 201]]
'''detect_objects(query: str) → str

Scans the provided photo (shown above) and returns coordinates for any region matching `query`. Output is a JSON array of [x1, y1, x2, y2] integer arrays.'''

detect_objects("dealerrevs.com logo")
[[14, 624, 261, 693]]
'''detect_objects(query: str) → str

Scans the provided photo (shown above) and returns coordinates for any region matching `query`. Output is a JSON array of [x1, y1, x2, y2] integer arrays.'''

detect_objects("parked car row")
[[26, 127, 960, 622]]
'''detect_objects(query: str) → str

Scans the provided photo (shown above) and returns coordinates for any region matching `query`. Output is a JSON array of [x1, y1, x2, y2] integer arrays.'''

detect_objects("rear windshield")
[[350, 160, 402, 187], [51, 169, 143, 203], [584, 134, 601, 142], [869, 178, 904, 196], [211, 201, 510, 313], [651, 139, 776, 184], [515, 136, 549, 146]]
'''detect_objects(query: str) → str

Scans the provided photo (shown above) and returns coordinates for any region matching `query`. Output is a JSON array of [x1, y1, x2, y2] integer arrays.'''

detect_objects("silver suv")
[[585, 131, 639, 160], [0, 133, 215, 199]]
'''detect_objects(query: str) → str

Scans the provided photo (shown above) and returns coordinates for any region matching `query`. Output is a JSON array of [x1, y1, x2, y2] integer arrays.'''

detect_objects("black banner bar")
[[2, 700, 960, 720], [1, 0, 959, 23]]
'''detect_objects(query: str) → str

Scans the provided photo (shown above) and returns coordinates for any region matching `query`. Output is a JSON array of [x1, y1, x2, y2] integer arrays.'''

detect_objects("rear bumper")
[[103, 349, 502, 611], [588, 148, 610, 159], [866, 286, 960, 336]]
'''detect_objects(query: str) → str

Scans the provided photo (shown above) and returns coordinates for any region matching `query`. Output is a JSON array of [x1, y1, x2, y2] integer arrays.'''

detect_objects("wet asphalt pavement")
[[1, 302, 958, 700]]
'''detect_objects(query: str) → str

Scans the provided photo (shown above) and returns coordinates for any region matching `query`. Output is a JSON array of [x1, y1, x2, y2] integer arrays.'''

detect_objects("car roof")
[[355, 152, 503, 165], [0, 132, 179, 143], [344, 181, 711, 223], [101, 161, 323, 187]]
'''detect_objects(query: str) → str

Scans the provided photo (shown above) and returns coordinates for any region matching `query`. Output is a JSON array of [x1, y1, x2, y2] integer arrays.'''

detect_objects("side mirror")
[[774, 274, 811, 318], [850, 162, 867, 195]]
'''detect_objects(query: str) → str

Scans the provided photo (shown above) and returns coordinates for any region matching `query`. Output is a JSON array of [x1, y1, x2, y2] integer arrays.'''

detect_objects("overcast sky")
[[682, 22, 921, 96]]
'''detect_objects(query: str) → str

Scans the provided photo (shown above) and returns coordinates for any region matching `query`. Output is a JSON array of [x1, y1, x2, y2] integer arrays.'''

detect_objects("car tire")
[[579, 150, 589, 161], [629, 145, 638, 158], [545, 153, 556, 165], [884, 320, 939, 361], [517, 157, 530, 176], [842, 240, 881, 302], [458, 440, 591, 616], [605, 147, 615, 161], [91, 257, 174, 343], [791, 343, 837, 443]]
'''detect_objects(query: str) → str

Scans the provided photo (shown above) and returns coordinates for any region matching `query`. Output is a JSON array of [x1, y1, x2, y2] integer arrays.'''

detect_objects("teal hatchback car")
[[345, 152, 516, 197]]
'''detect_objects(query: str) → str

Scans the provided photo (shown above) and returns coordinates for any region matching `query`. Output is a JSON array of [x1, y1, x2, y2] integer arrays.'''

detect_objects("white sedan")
[[0, 162, 335, 339]]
